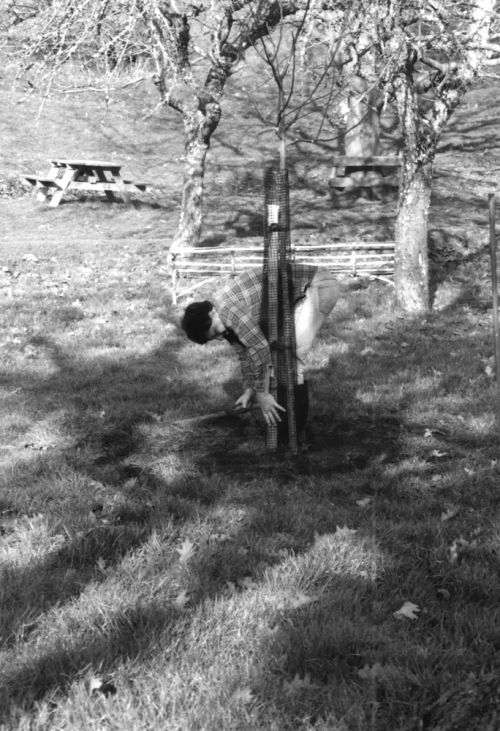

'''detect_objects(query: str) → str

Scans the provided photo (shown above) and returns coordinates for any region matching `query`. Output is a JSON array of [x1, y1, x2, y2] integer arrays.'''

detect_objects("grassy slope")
[[1, 66, 500, 730]]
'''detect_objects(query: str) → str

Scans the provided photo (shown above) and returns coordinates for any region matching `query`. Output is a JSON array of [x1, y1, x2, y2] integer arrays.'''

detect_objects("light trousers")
[[293, 270, 340, 384]]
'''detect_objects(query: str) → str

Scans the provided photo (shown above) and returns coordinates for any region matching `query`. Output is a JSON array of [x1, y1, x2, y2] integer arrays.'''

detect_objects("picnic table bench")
[[25, 159, 149, 207], [329, 155, 401, 192]]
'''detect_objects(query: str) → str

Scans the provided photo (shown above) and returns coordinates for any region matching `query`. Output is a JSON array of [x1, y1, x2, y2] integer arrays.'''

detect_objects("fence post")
[[262, 168, 298, 453], [489, 193, 500, 433], [171, 252, 178, 305]]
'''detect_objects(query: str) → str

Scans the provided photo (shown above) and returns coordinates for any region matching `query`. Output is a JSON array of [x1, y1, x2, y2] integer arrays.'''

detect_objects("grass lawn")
[[1, 65, 500, 730]]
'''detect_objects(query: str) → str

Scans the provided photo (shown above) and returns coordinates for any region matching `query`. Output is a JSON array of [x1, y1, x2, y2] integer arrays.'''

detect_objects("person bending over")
[[180, 264, 341, 436]]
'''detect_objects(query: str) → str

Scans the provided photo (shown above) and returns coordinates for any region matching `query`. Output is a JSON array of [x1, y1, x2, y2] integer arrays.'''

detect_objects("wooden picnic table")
[[25, 159, 148, 207]]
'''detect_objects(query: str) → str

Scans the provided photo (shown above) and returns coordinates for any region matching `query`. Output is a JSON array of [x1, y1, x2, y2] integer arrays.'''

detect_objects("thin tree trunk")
[[394, 160, 431, 313]]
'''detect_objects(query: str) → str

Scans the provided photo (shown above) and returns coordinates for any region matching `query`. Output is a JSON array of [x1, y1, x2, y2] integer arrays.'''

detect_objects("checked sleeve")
[[231, 310, 271, 392]]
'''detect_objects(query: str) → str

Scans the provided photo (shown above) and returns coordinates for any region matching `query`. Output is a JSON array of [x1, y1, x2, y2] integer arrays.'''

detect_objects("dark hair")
[[181, 300, 213, 344]]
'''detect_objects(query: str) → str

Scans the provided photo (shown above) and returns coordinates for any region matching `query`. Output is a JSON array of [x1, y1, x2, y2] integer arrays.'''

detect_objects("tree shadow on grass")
[[231, 309, 500, 728], [0, 320, 401, 722], [192, 339, 403, 481], [0, 335, 212, 687], [16, 334, 199, 460], [1, 297, 498, 726], [0, 446, 384, 725], [0, 601, 182, 716]]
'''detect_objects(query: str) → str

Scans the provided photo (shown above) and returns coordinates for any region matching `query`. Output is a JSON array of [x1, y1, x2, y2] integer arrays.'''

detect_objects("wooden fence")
[[170, 241, 395, 304]]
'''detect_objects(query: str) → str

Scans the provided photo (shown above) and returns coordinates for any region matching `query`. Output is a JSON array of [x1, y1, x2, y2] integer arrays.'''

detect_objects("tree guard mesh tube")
[[261, 168, 298, 453]]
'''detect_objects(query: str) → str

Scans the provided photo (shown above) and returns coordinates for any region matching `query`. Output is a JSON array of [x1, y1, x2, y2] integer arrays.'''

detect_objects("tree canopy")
[[3, 1, 500, 310]]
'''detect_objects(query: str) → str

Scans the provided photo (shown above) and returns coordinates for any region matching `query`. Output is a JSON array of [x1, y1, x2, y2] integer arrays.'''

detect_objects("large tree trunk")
[[171, 127, 210, 253], [391, 0, 494, 314], [394, 68, 432, 314], [170, 100, 222, 254], [394, 160, 432, 313]]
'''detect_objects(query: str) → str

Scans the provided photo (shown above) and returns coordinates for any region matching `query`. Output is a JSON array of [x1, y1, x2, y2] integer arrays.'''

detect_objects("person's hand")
[[255, 391, 286, 426], [234, 388, 254, 410]]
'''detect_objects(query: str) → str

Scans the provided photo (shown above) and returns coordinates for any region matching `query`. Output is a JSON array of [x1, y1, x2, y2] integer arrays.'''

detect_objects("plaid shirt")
[[213, 264, 317, 391]]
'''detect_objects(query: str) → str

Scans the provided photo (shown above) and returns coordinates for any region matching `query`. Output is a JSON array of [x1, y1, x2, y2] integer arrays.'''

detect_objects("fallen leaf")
[[177, 538, 195, 564], [335, 525, 358, 538], [87, 510, 98, 526], [173, 590, 190, 610], [283, 673, 314, 695], [436, 587, 451, 600], [448, 538, 470, 564], [448, 542, 459, 564], [145, 410, 162, 423], [357, 662, 385, 681], [96, 557, 107, 572], [393, 601, 420, 620], [440, 505, 460, 522], [209, 532, 232, 543], [430, 450, 448, 459], [89, 676, 117, 697], [358, 662, 406, 685], [276, 589, 317, 611], [230, 686, 254, 704], [89, 676, 103, 694], [237, 576, 257, 590]]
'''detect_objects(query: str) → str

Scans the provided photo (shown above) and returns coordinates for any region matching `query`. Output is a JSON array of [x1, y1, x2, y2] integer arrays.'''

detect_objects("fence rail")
[[170, 241, 395, 304]]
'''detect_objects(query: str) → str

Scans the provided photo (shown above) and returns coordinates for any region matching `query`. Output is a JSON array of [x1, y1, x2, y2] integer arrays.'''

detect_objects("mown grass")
[[2, 62, 500, 730], [2, 241, 500, 730]]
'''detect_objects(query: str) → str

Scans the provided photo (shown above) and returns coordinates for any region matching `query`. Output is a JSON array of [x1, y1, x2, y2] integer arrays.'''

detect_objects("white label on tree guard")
[[267, 204, 280, 224]]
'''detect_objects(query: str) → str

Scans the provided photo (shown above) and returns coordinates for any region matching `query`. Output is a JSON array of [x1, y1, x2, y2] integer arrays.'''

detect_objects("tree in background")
[[3, 1, 498, 311], [1, 0, 301, 252], [237, 0, 346, 168], [373, 0, 497, 312], [302, 0, 498, 312]]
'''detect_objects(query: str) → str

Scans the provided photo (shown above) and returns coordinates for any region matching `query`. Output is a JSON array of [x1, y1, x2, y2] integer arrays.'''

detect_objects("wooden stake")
[[279, 230, 298, 453], [265, 199, 279, 450], [488, 193, 500, 430], [263, 169, 297, 453]]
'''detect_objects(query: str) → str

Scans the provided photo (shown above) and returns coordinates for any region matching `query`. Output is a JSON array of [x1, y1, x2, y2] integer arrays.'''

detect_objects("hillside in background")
[[0, 61, 498, 272]]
